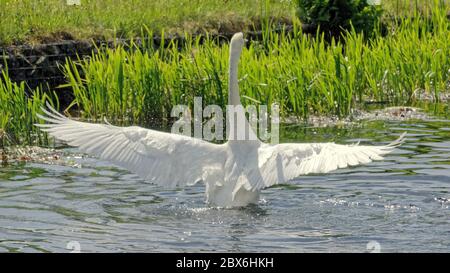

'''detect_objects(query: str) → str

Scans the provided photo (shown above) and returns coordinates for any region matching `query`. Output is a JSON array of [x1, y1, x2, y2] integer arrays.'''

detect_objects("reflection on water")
[[0, 112, 449, 252]]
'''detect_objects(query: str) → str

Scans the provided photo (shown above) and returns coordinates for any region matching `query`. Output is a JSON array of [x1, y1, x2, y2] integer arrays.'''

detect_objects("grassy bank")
[[61, 8, 449, 125], [1, 0, 449, 46], [383, 0, 449, 16], [0, 0, 290, 46]]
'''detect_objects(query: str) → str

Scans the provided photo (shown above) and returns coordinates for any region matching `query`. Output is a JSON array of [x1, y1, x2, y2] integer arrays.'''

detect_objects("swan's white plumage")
[[37, 105, 405, 206], [36, 32, 406, 207], [37, 106, 225, 189], [251, 137, 405, 190]]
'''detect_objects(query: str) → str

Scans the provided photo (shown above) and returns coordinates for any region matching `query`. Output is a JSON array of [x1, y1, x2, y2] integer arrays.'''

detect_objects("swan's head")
[[230, 32, 245, 54]]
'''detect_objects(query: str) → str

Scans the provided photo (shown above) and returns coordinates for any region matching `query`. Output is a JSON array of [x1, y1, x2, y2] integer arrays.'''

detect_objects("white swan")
[[36, 32, 406, 208]]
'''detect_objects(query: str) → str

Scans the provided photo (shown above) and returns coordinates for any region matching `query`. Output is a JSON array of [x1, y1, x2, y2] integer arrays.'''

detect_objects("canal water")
[[0, 109, 449, 252]]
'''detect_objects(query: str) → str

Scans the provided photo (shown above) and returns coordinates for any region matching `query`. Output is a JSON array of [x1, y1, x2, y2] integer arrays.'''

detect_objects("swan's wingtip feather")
[[103, 117, 113, 126], [383, 132, 407, 150], [393, 132, 407, 145], [36, 113, 55, 123]]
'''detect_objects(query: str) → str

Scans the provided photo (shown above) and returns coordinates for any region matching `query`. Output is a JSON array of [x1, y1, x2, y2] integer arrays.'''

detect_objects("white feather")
[[36, 32, 406, 207]]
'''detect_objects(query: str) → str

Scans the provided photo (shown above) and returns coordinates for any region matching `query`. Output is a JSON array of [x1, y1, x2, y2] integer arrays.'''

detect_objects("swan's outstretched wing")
[[251, 133, 406, 190], [36, 104, 225, 188]]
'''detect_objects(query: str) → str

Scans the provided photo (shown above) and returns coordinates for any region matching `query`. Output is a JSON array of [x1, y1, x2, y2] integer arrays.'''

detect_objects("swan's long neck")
[[227, 35, 244, 142], [226, 34, 258, 143], [228, 43, 242, 106]]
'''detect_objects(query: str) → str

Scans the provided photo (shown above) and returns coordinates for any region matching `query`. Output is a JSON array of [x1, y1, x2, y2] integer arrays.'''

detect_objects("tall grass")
[[0, 70, 57, 146], [383, 0, 449, 17], [62, 8, 450, 125]]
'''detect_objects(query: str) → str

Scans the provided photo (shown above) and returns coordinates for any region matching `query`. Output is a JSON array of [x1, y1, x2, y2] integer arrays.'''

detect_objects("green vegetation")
[[295, 0, 383, 37], [1, 1, 449, 46], [0, 0, 449, 146], [0, 70, 57, 146], [61, 8, 449, 125], [0, 0, 290, 45], [382, 0, 449, 16]]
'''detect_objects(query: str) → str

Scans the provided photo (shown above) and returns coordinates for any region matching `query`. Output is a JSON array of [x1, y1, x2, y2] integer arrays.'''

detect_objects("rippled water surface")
[[1, 113, 449, 252]]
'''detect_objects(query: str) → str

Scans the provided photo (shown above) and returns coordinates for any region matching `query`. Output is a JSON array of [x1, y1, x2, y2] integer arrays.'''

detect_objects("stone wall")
[[1, 40, 94, 90]]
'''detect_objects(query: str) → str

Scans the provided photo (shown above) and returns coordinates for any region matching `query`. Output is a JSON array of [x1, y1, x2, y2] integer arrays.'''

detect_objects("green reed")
[[0, 70, 57, 146], [61, 7, 449, 125]]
